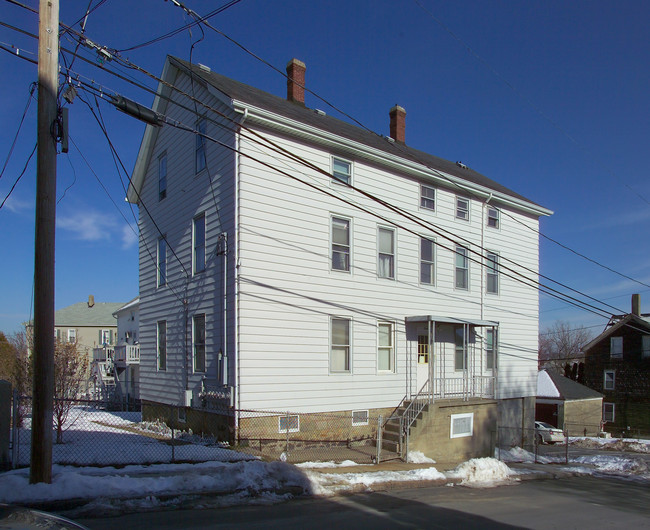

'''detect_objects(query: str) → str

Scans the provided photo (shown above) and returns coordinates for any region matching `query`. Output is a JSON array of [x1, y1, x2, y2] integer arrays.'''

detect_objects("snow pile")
[[572, 455, 649, 476], [570, 437, 650, 454], [295, 460, 361, 468], [496, 446, 553, 464], [447, 458, 517, 487], [407, 451, 436, 464], [0, 460, 312, 505], [305, 467, 446, 495]]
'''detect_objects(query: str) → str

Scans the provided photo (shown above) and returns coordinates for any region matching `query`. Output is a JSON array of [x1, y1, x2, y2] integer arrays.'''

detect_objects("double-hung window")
[[332, 157, 351, 185], [455, 246, 469, 290], [157, 320, 167, 371], [643, 335, 650, 358], [331, 217, 351, 271], [455, 326, 467, 371], [603, 370, 615, 391], [158, 237, 167, 287], [486, 252, 499, 294], [193, 214, 206, 274], [456, 197, 469, 220], [487, 206, 499, 228], [67, 329, 76, 343], [195, 119, 207, 173], [378, 227, 395, 279], [603, 403, 615, 422], [420, 237, 435, 285], [158, 152, 167, 201], [193, 314, 206, 373], [420, 184, 435, 210], [610, 337, 623, 359], [486, 328, 497, 370], [330, 317, 351, 373], [378, 322, 395, 372]]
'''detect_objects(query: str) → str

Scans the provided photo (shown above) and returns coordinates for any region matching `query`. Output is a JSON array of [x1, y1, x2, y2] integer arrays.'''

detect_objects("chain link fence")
[[9, 394, 386, 469]]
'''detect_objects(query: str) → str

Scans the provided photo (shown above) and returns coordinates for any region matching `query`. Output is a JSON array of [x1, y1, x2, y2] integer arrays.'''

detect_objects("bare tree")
[[53, 340, 88, 444], [539, 321, 593, 375]]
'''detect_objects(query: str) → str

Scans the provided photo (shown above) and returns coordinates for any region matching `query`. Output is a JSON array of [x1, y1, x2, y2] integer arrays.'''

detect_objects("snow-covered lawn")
[[14, 406, 253, 467]]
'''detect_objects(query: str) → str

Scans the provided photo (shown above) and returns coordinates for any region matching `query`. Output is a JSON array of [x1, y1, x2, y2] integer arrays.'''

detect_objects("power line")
[[0, 82, 36, 181], [0, 142, 36, 210]]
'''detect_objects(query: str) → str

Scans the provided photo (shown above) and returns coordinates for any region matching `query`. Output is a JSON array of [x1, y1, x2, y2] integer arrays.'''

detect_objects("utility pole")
[[30, 0, 59, 484]]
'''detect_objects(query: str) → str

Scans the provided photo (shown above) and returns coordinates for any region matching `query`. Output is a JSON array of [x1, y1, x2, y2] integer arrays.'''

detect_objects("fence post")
[[375, 415, 382, 464], [285, 411, 290, 460], [11, 390, 19, 469], [171, 426, 175, 463], [564, 429, 568, 464]]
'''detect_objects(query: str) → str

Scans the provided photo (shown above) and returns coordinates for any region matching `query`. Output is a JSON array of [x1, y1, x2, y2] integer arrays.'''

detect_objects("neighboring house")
[[583, 294, 650, 437], [127, 56, 552, 461], [110, 297, 141, 404], [31, 295, 122, 363], [536, 369, 603, 436]]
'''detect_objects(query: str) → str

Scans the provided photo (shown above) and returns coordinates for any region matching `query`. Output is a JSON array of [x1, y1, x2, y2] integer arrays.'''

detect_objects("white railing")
[[92, 346, 114, 362], [432, 376, 496, 400], [114, 344, 140, 363]]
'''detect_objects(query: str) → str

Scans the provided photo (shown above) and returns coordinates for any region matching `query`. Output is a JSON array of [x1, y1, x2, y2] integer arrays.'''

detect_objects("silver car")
[[535, 421, 565, 444]]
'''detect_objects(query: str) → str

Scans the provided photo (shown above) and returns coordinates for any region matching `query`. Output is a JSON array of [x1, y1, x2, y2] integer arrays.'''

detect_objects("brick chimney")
[[632, 293, 640, 316], [389, 105, 406, 143], [286, 58, 306, 105]]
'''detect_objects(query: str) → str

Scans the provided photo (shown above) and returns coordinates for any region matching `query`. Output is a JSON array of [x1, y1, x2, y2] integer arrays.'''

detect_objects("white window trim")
[[330, 316, 352, 374], [486, 251, 499, 295], [610, 336, 623, 358], [278, 415, 300, 433], [193, 313, 206, 373], [158, 152, 167, 201], [193, 213, 206, 275], [177, 408, 187, 423], [157, 320, 167, 372], [67, 329, 76, 343], [331, 156, 352, 186], [377, 321, 396, 373], [195, 118, 207, 174], [486, 328, 496, 371], [420, 236, 435, 286], [455, 245, 469, 291], [450, 412, 474, 438], [377, 226, 396, 280], [456, 196, 470, 221], [603, 369, 615, 391], [330, 215, 352, 273], [420, 184, 435, 211], [157, 237, 167, 287], [487, 205, 499, 229], [603, 402, 615, 423], [352, 410, 369, 426]]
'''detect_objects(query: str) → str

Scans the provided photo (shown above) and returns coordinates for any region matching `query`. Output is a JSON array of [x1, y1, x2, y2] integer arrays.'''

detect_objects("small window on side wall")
[[603, 403, 615, 423], [456, 197, 469, 220], [352, 410, 369, 426], [603, 370, 615, 390], [278, 415, 300, 433], [332, 157, 351, 185], [487, 206, 499, 228], [610, 337, 623, 359], [642, 335, 650, 358], [420, 184, 435, 211], [450, 412, 474, 438]]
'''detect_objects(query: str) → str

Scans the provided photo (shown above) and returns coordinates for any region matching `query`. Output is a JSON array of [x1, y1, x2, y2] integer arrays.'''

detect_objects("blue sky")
[[1, 0, 649, 335]]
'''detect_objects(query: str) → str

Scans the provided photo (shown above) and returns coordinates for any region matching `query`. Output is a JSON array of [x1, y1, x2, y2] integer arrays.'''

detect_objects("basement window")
[[278, 415, 300, 433], [450, 412, 474, 438], [352, 410, 369, 426]]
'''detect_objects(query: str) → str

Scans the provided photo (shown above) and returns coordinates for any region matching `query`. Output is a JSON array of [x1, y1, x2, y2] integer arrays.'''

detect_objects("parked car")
[[535, 421, 565, 444]]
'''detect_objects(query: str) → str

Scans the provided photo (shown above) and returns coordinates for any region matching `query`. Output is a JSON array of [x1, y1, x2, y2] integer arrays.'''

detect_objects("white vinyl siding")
[[195, 118, 207, 173], [158, 152, 167, 201], [378, 227, 395, 279]]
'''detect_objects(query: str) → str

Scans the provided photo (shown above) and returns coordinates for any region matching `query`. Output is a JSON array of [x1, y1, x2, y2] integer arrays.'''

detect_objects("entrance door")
[[416, 324, 430, 393]]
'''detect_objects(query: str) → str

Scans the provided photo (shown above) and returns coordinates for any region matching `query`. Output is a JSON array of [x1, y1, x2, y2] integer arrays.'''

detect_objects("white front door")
[[416, 324, 430, 392]]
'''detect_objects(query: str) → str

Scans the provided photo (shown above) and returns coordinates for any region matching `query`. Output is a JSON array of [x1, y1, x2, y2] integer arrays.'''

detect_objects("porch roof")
[[405, 315, 499, 327]]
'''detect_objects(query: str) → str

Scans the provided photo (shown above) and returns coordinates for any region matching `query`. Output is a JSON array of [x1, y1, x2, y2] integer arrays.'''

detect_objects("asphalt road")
[[78, 475, 649, 529]]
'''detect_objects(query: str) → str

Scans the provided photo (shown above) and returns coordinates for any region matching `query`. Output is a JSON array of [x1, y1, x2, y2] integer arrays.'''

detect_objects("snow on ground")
[[406, 451, 436, 464], [14, 406, 253, 467], [295, 460, 363, 468], [570, 436, 650, 453]]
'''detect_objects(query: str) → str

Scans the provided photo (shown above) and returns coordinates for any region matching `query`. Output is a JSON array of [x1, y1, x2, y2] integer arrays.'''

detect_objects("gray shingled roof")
[[170, 57, 544, 209], [55, 302, 123, 327], [543, 370, 603, 400]]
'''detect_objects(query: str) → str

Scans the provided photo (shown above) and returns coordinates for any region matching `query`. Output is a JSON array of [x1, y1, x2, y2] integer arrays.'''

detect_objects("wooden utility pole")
[[30, 0, 59, 484]]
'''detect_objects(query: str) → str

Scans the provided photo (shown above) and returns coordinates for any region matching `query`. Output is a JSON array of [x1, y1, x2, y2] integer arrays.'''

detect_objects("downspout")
[[234, 110, 243, 433], [218, 232, 228, 387]]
